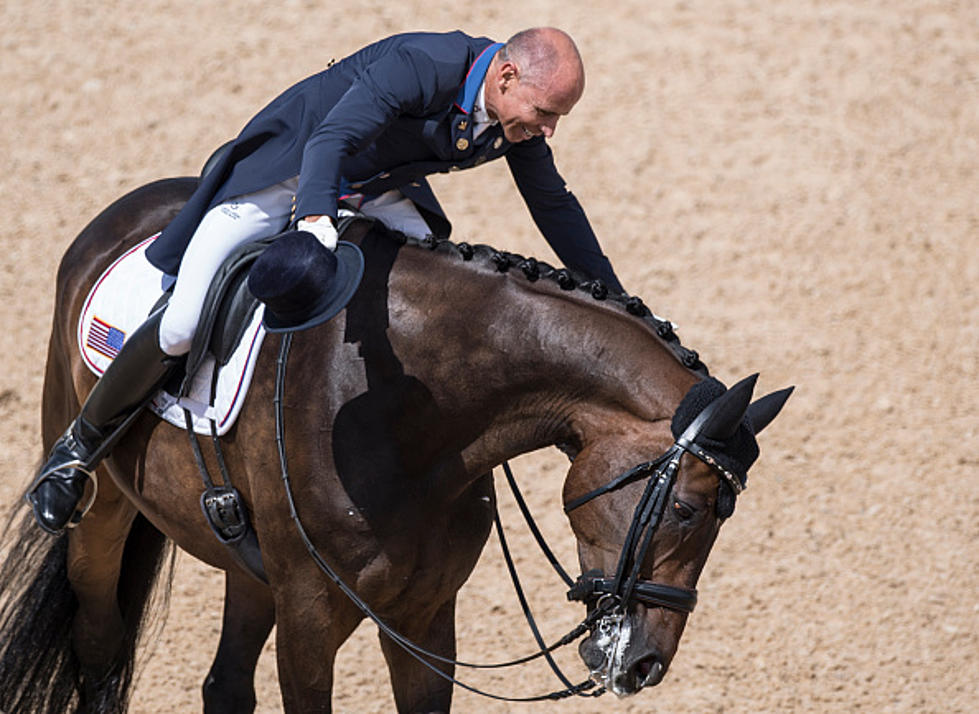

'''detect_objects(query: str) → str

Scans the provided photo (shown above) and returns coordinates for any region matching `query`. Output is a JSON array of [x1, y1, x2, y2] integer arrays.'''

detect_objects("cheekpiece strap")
[[563, 455, 667, 513]]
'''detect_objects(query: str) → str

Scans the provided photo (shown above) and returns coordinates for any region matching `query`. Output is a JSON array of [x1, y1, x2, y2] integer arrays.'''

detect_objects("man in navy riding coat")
[[27, 27, 625, 534], [150, 28, 619, 279]]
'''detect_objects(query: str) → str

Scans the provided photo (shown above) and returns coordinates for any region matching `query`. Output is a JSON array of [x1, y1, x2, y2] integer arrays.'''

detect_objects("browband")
[[565, 391, 745, 514]]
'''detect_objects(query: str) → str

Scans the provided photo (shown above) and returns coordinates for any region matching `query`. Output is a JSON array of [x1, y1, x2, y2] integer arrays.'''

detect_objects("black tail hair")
[[0, 504, 175, 713]]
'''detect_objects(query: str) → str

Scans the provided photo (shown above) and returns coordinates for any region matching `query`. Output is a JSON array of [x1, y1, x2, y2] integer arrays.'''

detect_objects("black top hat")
[[248, 230, 364, 333]]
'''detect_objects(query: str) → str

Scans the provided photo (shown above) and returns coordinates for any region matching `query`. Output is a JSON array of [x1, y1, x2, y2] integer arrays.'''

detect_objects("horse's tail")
[[0, 508, 79, 713], [0, 505, 175, 714]]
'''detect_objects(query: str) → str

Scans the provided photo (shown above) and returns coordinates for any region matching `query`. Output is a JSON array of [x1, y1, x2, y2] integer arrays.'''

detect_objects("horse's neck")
[[389, 248, 698, 474]]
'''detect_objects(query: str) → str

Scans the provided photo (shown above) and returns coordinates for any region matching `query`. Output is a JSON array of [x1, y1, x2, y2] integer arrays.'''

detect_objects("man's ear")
[[498, 61, 518, 91]]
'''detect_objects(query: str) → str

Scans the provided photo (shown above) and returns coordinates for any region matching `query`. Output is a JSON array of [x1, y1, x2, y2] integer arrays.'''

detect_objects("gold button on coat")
[[456, 137, 470, 151], [493, 137, 503, 150]]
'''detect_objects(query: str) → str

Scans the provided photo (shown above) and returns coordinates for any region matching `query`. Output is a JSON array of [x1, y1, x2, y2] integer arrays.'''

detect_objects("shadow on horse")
[[0, 178, 790, 712]]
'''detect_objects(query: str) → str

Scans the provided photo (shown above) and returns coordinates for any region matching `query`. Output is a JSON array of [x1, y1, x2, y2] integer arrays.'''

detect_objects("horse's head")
[[562, 374, 792, 696]]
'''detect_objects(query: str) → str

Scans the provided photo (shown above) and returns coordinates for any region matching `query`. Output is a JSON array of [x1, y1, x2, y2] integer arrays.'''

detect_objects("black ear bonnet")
[[671, 377, 761, 518]]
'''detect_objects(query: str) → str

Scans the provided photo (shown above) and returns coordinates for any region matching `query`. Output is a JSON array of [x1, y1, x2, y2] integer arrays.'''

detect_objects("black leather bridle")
[[563, 393, 745, 616]]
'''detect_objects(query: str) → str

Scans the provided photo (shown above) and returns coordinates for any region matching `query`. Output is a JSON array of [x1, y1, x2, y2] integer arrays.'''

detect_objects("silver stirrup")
[[25, 460, 99, 528], [68, 466, 98, 527]]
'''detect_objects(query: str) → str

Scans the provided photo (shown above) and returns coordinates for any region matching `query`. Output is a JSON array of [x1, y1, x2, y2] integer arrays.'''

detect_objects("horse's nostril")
[[610, 656, 664, 696], [611, 671, 639, 697], [637, 656, 665, 688]]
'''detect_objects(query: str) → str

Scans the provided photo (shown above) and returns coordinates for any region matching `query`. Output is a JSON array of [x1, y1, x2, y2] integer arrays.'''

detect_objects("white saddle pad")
[[77, 233, 267, 436]]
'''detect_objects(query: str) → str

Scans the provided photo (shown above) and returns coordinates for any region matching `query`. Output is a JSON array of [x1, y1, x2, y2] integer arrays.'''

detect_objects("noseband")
[[563, 394, 745, 615]]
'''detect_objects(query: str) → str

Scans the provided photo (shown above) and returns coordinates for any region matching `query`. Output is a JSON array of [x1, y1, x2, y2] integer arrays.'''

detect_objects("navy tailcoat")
[[146, 31, 622, 291]]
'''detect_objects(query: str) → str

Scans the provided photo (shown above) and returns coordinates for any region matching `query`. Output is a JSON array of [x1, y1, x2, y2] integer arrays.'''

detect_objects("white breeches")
[[352, 189, 432, 238], [158, 179, 430, 355]]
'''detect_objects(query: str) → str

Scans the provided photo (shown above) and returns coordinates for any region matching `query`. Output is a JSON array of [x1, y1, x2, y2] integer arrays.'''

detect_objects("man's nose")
[[540, 116, 559, 138]]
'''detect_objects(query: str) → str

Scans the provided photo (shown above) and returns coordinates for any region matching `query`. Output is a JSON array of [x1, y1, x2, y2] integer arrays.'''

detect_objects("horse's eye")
[[673, 499, 695, 521]]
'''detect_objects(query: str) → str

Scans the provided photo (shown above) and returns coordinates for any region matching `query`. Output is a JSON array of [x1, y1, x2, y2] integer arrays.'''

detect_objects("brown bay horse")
[[0, 178, 791, 713]]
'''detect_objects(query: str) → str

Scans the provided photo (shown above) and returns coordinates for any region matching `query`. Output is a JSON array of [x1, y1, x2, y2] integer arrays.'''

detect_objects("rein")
[[274, 333, 604, 703], [273, 330, 743, 700]]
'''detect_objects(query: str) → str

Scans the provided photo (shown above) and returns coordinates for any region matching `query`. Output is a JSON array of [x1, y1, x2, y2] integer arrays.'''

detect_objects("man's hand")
[[297, 215, 338, 251]]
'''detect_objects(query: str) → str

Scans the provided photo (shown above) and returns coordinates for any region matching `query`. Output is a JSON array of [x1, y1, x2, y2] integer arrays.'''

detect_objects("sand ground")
[[0, 1, 976, 712]]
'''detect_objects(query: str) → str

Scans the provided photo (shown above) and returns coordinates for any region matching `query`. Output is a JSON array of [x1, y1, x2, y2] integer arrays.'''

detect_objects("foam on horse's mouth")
[[587, 610, 635, 697]]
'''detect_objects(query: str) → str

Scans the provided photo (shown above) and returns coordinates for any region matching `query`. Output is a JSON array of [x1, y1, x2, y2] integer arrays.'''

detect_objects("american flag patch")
[[86, 316, 126, 359]]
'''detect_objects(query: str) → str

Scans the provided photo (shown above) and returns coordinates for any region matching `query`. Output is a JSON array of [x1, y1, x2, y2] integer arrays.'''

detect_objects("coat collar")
[[454, 42, 504, 114]]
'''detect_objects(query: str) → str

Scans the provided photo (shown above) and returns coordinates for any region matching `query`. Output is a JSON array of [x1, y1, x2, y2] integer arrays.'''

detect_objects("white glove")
[[296, 217, 338, 251]]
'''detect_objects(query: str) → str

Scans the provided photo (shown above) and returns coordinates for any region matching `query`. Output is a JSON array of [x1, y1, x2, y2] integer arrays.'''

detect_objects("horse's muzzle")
[[578, 610, 671, 697]]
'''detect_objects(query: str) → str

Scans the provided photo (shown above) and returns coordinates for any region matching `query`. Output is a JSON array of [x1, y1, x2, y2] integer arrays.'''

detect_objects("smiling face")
[[485, 64, 579, 142], [483, 29, 585, 143]]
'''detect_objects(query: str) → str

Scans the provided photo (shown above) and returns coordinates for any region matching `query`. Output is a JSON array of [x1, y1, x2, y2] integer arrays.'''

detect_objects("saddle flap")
[[182, 236, 275, 388], [209, 271, 261, 366]]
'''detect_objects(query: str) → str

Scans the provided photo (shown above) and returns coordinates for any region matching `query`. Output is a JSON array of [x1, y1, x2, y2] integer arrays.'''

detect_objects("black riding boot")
[[27, 309, 179, 534]]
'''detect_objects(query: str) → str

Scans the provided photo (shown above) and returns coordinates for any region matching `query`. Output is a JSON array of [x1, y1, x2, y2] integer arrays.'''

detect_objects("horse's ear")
[[746, 386, 794, 435], [701, 373, 758, 440]]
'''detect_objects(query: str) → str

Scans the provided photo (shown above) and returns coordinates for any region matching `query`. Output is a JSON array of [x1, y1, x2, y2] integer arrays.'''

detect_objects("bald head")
[[483, 27, 585, 142], [499, 27, 585, 105]]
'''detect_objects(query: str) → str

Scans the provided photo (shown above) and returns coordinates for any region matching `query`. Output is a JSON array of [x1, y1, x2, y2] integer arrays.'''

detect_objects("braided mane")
[[393, 231, 709, 377]]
